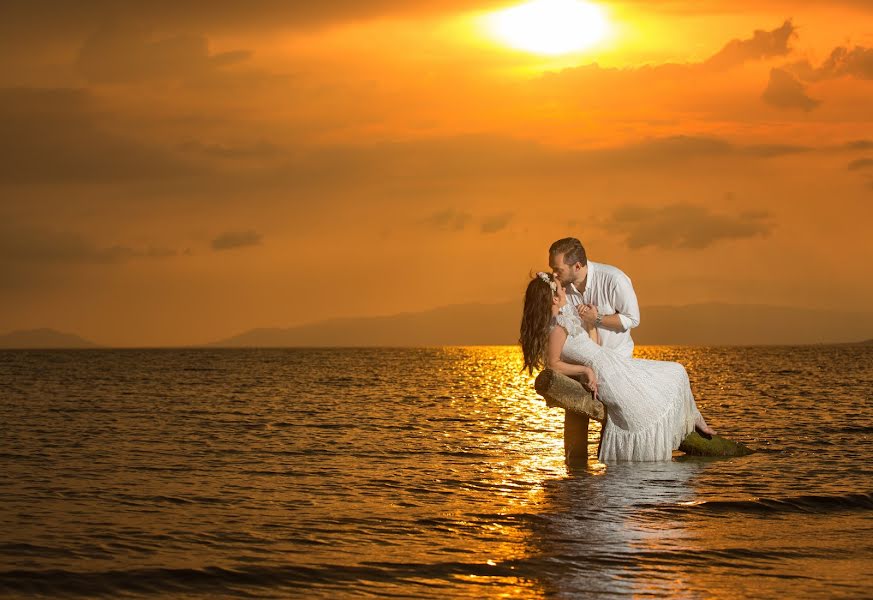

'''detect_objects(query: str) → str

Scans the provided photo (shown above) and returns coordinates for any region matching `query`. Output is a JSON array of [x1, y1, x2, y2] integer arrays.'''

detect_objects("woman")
[[520, 272, 715, 463]]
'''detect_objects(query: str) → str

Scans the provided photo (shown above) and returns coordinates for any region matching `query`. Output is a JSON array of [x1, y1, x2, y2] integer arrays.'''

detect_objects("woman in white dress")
[[520, 272, 716, 462]]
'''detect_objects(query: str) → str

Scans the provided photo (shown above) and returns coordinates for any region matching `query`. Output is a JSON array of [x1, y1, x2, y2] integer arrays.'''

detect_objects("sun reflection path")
[[447, 345, 608, 494]]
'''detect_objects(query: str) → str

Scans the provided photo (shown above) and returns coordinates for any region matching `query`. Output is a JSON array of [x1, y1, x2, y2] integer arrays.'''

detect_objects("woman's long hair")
[[520, 275, 555, 375]]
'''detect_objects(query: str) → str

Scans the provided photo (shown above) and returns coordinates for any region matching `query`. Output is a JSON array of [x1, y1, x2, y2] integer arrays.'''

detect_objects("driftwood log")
[[534, 368, 754, 463]]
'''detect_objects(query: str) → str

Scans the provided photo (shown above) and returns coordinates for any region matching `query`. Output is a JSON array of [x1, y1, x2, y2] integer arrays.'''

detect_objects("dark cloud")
[[817, 46, 873, 80], [420, 209, 472, 232], [844, 140, 873, 151], [743, 144, 811, 157], [606, 204, 774, 250], [480, 213, 512, 234], [848, 158, 873, 171], [76, 22, 250, 83], [617, 0, 873, 14], [788, 46, 873, 82], [535, 22, 806, 121], [0, 227, 178, 264], [0, 1, 867, 41], [179, 140, 280, 160], [542, 20, 798, 99], [762, 68, 820, 111], [211, 230, 263, 251], [0, 0, 509, 38], [703, 20, 795, 70], [246, 134, 830, 201], [258, 135, 738, 196], [0, 87, 198, 183]]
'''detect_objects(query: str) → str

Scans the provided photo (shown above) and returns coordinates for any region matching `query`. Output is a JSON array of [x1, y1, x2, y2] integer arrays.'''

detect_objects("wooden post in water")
[[534, 368, 604, 464], [534, 368, 754, 460], [562, 411, 590, 465]]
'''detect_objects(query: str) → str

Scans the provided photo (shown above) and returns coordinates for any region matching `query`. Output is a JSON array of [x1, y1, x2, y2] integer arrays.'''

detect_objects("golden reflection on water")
[[454, 345, 710, 598], [461, 344, 872, 598], [4, 345, 869, 598]]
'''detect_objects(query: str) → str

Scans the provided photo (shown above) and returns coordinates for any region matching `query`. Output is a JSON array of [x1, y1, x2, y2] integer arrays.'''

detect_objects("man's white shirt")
[[561, 261, 640, 359]]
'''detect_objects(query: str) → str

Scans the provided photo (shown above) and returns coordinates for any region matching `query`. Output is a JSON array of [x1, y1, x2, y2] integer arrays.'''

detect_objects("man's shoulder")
[[590, 261, 630, 280]]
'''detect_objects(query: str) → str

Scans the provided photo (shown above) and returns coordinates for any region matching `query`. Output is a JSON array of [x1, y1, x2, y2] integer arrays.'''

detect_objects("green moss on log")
[[678, 431, 754, 456]]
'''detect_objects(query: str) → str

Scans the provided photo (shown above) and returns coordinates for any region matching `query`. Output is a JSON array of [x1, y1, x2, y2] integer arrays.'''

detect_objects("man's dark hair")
[[549, 237, 587, 266]]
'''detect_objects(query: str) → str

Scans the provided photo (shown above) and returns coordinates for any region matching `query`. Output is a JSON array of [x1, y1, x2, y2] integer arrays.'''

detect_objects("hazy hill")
[[0, 328, 98, 349], [637, 304, 873, 346], [210, 303, 522, 347], [210, 302, 873, 347]]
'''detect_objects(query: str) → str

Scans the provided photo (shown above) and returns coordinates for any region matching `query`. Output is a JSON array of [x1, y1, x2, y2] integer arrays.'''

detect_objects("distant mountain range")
[[0, 328, 98, 349], [4, 304, 872, 348], [208, 302, 873, 347]]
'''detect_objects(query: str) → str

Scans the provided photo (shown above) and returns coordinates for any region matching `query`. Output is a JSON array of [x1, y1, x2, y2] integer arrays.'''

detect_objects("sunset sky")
[[1, 1, 871, 346]]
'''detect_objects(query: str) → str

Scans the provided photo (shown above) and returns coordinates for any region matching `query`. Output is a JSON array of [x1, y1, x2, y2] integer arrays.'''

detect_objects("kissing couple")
[[520, 237, 716, 463]]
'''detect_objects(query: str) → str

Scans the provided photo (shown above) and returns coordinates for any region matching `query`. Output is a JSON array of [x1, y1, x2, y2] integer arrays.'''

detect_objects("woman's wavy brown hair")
[[520, 274, 555, 375]]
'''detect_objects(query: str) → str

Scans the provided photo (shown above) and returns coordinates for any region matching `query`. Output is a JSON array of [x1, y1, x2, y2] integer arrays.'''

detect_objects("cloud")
[[0, 227, 178, 264], [0, 0, 510, 39], [848, 158, 873, 171], [844, 140, 873, 151], [179, 140, 280, 160], [743, 144, 811, 157], [616, 0, 873, 14], [789, 46, 873, 82], [544, 20, 798, 94], [245, 134, 832, 202], [480, 212, 512, 234], [0, 87, 198, 184], [535, 21, 806, 119], [605, 204, 774, 250], [211, 230, 263, 251], [762, 68, 820, 111], [703, 20, 795, 71], [76, 22, 250, 83], [420, 209, 472, 231]]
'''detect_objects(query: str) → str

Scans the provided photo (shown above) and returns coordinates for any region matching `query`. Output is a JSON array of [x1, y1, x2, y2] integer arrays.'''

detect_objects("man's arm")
[[579, 273, 640, 332], [607, 273, 640, 332]]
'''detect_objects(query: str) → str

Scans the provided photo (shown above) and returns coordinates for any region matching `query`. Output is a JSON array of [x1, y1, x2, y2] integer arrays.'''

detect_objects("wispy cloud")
[[420, 209, 472, 232], [211, 230, 263, 251], [605, 204, 774, 250], [0, 227, 178, 264], [847, 158, 873, 171], [480, 212, 512, 234], [788, 46, 873, 82], [704, 20, 795, 70], [76, 22, 250, 83], [762, 68, 820, 111]]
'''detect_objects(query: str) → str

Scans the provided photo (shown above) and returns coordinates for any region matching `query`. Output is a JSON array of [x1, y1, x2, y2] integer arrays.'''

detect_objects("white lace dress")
[[553, 312, 702, 462]]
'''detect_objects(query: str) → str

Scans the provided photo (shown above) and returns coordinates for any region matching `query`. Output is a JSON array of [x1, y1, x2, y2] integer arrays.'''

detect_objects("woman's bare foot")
[[695, 417, 716, 438]]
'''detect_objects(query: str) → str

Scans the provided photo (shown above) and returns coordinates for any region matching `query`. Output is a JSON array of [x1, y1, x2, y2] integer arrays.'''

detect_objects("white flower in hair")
[[537, 272, 558, 293]]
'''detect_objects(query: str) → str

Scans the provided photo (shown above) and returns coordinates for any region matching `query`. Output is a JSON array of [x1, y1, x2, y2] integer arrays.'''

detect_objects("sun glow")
[[486, 0, 611, 56]]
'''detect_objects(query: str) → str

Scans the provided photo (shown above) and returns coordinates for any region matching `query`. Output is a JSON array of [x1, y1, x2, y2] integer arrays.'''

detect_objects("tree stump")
[[534, 368, 754, 461]]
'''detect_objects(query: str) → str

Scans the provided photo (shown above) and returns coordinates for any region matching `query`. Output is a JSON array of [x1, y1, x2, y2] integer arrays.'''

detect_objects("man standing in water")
[[548, 237, 641, 456], [548, 237, 640, 360]]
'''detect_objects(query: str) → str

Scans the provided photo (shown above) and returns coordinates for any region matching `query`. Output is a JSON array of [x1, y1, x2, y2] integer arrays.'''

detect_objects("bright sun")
[[486, 0, 611, 56]]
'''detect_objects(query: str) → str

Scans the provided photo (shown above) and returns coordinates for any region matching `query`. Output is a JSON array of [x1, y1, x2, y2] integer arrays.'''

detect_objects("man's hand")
[[577, 303, 600, 327]]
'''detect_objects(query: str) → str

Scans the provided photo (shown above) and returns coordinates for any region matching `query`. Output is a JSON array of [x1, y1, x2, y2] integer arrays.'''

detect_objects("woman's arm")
[[546, 325, 598, 392]]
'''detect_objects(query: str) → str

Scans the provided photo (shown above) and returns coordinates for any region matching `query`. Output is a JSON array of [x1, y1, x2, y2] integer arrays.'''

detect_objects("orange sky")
[[1, 0, 871, 346]]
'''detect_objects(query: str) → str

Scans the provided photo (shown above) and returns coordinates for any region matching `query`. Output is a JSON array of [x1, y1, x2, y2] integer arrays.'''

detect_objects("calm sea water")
[[1, 346, 871, 599]]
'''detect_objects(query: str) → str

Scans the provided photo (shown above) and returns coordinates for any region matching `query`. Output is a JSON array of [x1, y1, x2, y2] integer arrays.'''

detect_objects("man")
[[548, 237, 641, 461], [549, 236, 640, 363]]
